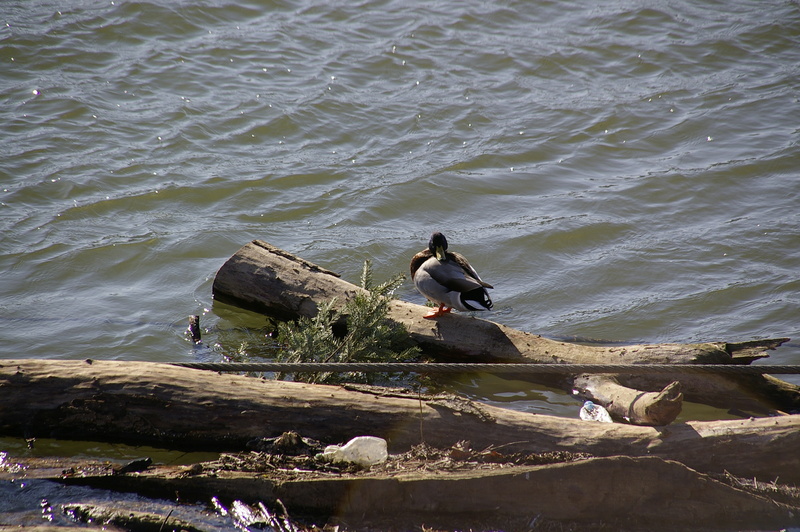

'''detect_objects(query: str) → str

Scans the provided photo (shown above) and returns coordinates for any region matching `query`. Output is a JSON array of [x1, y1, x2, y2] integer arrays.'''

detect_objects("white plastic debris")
[[579, 401, 613, 423], [323, 436, 388, 467]]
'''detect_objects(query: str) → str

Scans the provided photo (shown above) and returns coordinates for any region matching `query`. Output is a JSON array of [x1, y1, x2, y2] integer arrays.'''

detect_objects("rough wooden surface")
[[211, 240, 797, 414], [2, 359, 800, 485]]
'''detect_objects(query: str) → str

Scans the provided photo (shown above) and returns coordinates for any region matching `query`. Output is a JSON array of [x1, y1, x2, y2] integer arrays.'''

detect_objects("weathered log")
[[574, 375, 683, 425], [2, 359, 800, 485], [6, 453, 798, 530], [210, 241, 775, 365], [50, 457, 799, 531], [211, 240, 797, 414]]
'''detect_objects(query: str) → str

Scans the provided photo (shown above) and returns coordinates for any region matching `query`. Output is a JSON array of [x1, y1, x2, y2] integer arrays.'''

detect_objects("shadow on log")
[[211, 240, 797, 417]]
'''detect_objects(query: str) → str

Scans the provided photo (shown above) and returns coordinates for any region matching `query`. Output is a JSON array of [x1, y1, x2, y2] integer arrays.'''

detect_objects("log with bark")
[[211, 240, 797, 420]]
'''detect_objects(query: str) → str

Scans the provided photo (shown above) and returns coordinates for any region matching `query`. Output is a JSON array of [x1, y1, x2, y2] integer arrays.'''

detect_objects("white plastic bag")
[[323, 436, 388, 466], [579, 401, 613, 423]]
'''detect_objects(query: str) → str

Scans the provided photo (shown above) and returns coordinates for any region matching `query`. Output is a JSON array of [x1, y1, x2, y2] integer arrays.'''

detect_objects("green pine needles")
[[275, 260, 421, 384]]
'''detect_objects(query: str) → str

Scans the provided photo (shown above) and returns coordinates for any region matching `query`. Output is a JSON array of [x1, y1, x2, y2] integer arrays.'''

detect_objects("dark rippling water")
[[2, 0, 799, 411]]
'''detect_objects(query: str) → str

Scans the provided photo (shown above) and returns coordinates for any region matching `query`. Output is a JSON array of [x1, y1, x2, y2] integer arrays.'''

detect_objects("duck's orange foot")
[[423, 305, 452, 319]]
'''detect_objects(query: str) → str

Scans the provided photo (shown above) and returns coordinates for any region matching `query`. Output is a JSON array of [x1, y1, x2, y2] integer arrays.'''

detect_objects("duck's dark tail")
[[461, 287, 493, 311]]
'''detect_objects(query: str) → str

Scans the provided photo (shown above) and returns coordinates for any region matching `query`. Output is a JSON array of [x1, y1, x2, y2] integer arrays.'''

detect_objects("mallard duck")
[[409, 232, 494, 319]]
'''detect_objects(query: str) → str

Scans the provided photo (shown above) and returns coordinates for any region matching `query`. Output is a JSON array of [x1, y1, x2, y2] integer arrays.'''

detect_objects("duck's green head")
[[428, 232, 448, 261]]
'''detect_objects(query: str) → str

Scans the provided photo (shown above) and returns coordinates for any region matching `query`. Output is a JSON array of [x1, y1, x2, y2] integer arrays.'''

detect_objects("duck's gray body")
[[410, 232, 493, 317]]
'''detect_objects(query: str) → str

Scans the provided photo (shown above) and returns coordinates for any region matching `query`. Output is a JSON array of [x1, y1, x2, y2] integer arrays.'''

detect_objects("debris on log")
[[6, 442, 800, 531]]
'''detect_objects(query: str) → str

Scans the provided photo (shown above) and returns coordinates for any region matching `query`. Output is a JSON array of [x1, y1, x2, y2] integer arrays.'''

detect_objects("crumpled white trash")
[[579, 400, 613, 423], [323, 436, 388, 466]]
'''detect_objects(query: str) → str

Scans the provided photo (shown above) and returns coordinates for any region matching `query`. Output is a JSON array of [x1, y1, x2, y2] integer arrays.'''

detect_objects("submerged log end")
[[574, 375, 683, 426], [188, 315, 202, 344]]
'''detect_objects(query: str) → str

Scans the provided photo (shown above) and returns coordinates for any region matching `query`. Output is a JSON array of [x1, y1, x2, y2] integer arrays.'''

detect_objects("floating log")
[[2, 359, 800, 485], [211, 240, 797, 415], [210, 241, 773, 365]]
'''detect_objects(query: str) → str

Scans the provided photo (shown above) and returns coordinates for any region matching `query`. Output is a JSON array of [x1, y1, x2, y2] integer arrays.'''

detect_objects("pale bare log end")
[[211, 240, 357, 320], [641, 380, 683, 426]]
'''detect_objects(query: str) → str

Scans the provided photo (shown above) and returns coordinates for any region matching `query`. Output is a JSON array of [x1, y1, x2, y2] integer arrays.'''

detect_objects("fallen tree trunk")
[[6, 452, 799, 530], [50, 456, 800, 531], [210, 240, 797, 415], [2, 359, 800, 485]]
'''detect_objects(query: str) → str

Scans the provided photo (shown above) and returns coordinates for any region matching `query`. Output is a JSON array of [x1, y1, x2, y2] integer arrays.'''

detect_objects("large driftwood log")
[[2, 359, 800, 485], [211, 240, 797, 415], [42, 457, 800, 530], [5, 454, 799, 530]]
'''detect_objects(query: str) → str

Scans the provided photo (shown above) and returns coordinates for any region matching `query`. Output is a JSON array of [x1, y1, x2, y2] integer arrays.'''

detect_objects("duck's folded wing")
[[428, 260, 486, 293], [450, 252, 494, 289]]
